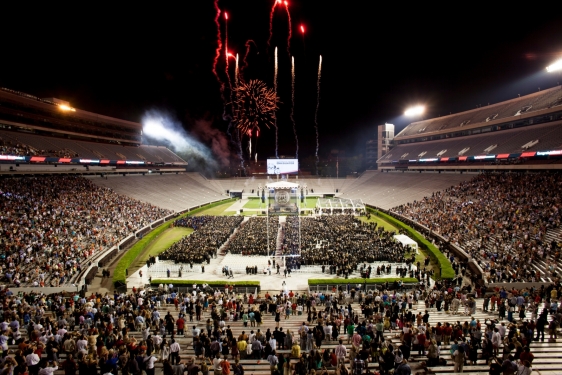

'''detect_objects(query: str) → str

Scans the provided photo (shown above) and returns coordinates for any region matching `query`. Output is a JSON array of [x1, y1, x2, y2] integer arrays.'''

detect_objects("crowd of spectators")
[[0, 136, 78, 158], [223, 217, 279, 256], [0, 176, 172, 287], [159, 217, 243, 264], [1, 277, 557, 375], [0, 137, 37, 156], [282, 216, 411, 275], [392, 172, 562, 283]]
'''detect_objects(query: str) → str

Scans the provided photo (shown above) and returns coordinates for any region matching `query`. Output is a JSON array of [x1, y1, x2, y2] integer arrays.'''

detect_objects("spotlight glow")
[[404, 105, 425, 117], [546, 59, 562, 73], [58, 104, 76, 112], [300, 25, 305, 33]]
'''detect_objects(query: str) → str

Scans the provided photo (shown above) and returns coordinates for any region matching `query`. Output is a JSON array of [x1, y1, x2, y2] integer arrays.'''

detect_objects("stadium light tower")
[[58, 104, 76, 112], [546, 59, 562, 73], [404, 105, 425, 117]]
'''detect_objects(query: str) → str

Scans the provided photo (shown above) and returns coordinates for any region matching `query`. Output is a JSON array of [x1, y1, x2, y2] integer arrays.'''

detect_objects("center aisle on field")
[[275, 218, 286, 257]]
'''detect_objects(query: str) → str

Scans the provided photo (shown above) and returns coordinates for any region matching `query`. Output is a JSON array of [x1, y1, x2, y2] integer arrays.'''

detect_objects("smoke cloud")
[[191, 118, 231, 167], [142, 110, 229, 170]]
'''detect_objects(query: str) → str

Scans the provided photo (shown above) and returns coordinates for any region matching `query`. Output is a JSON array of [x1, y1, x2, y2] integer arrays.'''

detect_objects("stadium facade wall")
[[379, 164, 562, 171]]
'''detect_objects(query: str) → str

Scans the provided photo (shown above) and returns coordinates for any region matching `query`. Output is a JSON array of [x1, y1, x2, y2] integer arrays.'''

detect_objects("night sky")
[[2, 2, 562, 161]]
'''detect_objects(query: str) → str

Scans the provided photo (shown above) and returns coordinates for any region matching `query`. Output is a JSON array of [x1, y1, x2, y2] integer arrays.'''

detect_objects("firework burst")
[[233, 80, 279, 134]]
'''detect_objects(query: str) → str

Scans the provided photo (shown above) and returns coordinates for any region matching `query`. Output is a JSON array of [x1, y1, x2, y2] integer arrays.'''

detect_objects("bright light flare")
[[546, 59, 562, 73], [284, 1, 288, 5], [300, 25, 305, 33], [404, 105, 425, 117], [58, 104, 76, 112], [224, 12, 228, 20]]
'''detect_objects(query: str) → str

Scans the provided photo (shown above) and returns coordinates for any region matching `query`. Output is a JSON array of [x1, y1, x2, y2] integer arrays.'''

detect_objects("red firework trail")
[[241, 39, 257, 81], [224, 11, 228, 67], [267, 0, 280, 49], [212, 0, 223, 86], [224, 10, 233, 100], [284, 1, 292, 55]]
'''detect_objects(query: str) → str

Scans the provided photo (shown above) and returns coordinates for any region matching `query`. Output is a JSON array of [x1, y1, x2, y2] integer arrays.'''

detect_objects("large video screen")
[[267, 159, 299, 174]]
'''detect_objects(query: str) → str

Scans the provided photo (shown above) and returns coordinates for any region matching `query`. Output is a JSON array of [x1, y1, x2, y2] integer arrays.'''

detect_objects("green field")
[[194, 201, 236, 215], [144, 227, 192, 259], [358, 214, 399, 232], [129, 227, 194, 270]]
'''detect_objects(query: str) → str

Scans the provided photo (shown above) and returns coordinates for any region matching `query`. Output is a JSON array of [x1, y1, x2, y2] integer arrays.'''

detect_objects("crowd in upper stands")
[[0, 136, 37, 156], [392, 172, 562, 284], [0, 135, 78, 158], [159, 217, 243, 265], [0, 176, 171, 287]]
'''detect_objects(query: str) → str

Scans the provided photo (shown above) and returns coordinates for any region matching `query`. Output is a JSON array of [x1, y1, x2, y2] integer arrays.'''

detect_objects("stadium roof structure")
[[0, 87, 142, 145], [0, 87, 187, 167], [379, 85, 562, 166], [395, 86, 562, 140]]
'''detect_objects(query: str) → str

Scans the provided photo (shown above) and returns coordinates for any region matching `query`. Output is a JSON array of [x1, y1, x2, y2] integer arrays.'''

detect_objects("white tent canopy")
[[393, 234, 418, 253], [265, 181, 300, 189]]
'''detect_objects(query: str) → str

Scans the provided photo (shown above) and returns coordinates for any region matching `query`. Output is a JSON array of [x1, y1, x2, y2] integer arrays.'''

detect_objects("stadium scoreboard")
[[267, 159, 298, 174]]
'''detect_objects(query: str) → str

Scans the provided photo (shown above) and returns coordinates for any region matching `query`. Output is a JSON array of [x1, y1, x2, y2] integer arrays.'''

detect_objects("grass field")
[[358, 214, 399, 232], [194, 201, 236, 215], [243, 198, 265, 209], [138, 227, 193, 265]]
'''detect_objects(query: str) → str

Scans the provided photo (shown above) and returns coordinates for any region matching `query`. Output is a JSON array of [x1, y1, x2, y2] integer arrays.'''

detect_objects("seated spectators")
[[0, 176, 172, 287], [392, 172, 562, 283]]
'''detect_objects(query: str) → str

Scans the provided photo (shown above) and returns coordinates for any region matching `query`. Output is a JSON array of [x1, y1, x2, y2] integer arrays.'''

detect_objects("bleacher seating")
[[381, 120, 562, 163], [396, 86, 562, 138], [0, 129, 185, 163], [89, 173, 227, 212], [8, 286, 562, 375], [0, 175, 172, 287], [337, 171, 475, 209]]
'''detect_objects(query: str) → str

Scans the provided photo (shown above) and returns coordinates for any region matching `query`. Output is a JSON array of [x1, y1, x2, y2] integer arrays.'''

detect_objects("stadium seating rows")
[[391, 172, 562, 284], [396, 86, 562, 138], [0, 129, 185, 163], [381, 120, 562, 162], [4, 285, 561, 375], [0, 176, 172, 287]]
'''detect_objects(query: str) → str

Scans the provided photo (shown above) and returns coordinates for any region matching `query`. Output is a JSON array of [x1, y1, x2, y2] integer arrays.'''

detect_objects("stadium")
[[2, 80, 562, 373], [1, 3, 562, 375]]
